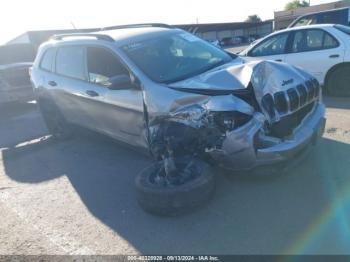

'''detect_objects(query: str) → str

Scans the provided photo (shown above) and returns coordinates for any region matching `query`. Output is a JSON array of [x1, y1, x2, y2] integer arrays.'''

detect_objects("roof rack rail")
[[101, 23, 173, 31], [51, 33, 114, 42]]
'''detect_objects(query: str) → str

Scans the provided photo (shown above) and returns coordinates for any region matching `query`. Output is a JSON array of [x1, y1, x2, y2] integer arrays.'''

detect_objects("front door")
[[83, 46, 146, 148]]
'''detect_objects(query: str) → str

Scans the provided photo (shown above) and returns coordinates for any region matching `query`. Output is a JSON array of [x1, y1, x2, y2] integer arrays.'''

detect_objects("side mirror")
[[108, 74, 134, 90]]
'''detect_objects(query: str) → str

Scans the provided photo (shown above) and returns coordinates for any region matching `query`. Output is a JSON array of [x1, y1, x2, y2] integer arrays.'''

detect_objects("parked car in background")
[[0, 63, 33, 104], [219, 37, 234, 46], [31, 24, 325, 215], [0, 44, 35, 105], [289, 7, 350, 28], [240, 24, 350, 96]]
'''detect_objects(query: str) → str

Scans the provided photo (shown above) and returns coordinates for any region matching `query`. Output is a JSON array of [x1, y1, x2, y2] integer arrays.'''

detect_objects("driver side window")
[[250, 33, 289, 57], [86, 46, 128, 86]]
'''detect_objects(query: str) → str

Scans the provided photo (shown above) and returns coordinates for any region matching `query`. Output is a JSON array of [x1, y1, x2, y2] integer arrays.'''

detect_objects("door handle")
[[275, 59, 283, 62], [329, 54, 340, 58], [85, 90, 99, 97], [48, 81, 57, 87]]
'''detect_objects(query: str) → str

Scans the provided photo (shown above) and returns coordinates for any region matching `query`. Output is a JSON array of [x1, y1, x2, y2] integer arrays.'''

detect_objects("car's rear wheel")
[[135, 156, 215, 216], [327, 65, 350, 96], [37, 99, 73, 140]]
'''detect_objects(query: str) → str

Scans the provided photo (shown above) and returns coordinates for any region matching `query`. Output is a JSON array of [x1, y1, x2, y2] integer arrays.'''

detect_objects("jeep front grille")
[[273, 91, 288, 114], [296, 84, 307, 106], [269, 102, 315, 138], [262, 78, 319, 119], [261, 78, 320, 138]]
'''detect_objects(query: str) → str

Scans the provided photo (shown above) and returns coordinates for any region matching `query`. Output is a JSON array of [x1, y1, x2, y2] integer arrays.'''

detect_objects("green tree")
[[245, 15, 262, 23], [284, 0, 310, 11]]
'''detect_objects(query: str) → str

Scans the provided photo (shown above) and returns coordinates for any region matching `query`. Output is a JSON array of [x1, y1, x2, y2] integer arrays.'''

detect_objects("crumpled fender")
[[143, 60, 315, 157], [250, 60, 314, 101]]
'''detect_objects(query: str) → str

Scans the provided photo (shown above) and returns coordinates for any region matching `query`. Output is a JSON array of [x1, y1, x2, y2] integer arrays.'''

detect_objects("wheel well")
[[325, 62, 350, 88]]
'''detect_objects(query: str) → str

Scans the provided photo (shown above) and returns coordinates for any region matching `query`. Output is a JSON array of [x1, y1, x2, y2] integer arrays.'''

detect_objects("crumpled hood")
[[169, 60, 313, 99]]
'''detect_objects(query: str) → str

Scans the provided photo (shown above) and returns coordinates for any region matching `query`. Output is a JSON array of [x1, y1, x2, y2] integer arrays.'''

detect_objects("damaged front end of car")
[[145, 60, 326, 185]]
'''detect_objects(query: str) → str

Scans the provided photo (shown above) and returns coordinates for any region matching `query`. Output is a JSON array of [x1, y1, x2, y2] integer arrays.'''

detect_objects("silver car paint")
[[31, 28, 326, 171]]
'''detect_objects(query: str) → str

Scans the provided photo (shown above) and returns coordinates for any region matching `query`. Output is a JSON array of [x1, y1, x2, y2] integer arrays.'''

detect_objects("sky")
[[0, 0, 333, 44]]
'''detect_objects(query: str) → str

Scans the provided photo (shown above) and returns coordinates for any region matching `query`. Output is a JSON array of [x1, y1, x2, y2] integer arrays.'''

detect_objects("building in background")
[[7, 29, 98, 49], [275, 0, 350, 30], [176, 20, 273, 43]]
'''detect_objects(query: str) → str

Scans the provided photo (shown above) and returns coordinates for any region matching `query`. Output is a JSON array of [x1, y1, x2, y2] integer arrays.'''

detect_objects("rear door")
[[53, 45, 99, 128], [245, 32, 290, 63], [284, 28, 344, 84]]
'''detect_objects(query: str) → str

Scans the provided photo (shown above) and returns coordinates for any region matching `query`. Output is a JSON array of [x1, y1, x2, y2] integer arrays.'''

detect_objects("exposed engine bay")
[[145, 60, 325, 186]]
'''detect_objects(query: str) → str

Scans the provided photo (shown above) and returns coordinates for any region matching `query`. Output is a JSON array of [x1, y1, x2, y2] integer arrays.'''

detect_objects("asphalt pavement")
[[0, 97, 350, 255]]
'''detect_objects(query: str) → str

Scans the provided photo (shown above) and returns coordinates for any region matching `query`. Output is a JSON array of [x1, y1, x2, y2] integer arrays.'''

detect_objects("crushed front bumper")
[[209, 102, 326, 172]]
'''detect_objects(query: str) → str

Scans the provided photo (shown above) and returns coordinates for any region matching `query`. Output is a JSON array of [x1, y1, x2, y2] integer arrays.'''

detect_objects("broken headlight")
[[213, 111, 253, 132], [169, 104, 207, 128]]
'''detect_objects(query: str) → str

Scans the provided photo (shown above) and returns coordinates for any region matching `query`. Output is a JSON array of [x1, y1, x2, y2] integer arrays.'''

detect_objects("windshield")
[[122, 32, 233, 83], [291, 15, 318, 28]]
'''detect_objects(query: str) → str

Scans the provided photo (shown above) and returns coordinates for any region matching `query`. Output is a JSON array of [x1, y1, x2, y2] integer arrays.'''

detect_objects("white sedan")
[[240, 24, 350, 96]]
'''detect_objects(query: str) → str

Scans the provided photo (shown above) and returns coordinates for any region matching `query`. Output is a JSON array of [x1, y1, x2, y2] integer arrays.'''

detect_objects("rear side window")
[[306, 30, 324, 49], [291, 29, 338, 53], [56, 46, 86, 80], [40, 48, 56, 72], [324, 33, 338, 48]]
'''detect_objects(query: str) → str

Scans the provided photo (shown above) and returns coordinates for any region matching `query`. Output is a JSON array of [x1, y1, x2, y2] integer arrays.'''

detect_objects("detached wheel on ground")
[[327, 65, 350, 96], [135, 156, 215, 216], [37, 99, 73, 140]]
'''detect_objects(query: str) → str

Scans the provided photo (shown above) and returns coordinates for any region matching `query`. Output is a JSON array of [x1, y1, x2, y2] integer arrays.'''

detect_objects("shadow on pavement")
[[0, 102, 48, 148], [2, 127, 350, 254], [0, 101, 37, 119]]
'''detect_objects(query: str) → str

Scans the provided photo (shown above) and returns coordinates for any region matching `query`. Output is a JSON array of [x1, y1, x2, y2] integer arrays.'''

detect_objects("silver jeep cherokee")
[[31, 24, 325, 214]]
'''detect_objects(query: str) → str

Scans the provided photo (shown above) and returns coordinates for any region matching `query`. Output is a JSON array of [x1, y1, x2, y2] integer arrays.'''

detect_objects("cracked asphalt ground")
[[0, 97, 350, 255]]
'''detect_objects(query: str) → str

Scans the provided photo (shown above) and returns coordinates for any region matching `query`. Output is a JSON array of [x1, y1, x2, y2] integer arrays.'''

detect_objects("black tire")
[[327, 65, 350, 96], [135, 157, 215, 216], [37, 98, 73, 140]]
